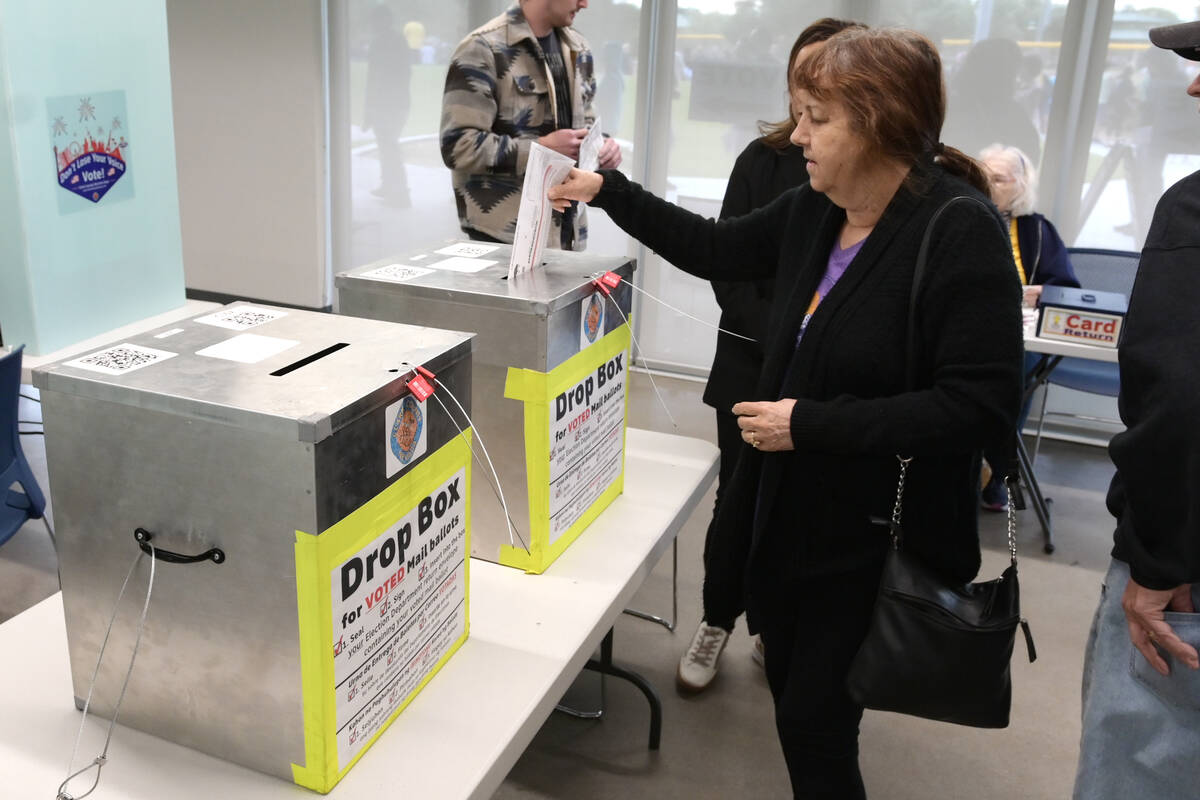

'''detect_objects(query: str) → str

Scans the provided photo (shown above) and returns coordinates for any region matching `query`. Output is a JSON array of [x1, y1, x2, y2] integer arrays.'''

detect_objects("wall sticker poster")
[[48, 90, 134, 213]]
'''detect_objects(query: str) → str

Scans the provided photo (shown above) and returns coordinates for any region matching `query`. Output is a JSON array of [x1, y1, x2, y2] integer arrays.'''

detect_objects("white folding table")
[[0, 428, 717, 800]]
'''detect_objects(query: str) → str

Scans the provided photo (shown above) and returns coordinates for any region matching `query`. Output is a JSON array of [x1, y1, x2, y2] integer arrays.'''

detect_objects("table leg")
[[582, 628, 663, 750], [1017, 353, 1062, 554], [1016, 433, 1054, 553], [622, 538, 677, 632]]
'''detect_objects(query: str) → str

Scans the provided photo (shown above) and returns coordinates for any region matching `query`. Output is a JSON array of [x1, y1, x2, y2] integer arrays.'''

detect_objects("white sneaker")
[[676, 622, 730, 693], [751, 634, 765, 668]]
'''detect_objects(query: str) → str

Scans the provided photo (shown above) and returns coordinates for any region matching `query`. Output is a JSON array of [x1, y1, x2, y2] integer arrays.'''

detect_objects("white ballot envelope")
[[509, 142, 575, 278], [578, 117, 603, 173]]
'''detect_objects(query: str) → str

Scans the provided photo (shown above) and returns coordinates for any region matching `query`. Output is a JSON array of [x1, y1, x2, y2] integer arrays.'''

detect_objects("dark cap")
[[1149, 21, 1200, 61]]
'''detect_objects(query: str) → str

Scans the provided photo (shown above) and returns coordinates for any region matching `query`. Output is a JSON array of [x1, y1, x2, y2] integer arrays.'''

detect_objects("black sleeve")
[[591, 169, 791, 282], [1108, 182, 1200, 588], [786, 200, 1024, 456]]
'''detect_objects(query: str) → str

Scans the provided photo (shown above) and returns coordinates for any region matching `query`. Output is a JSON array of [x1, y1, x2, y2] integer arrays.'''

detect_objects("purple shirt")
[[797, 237, 866, 343]]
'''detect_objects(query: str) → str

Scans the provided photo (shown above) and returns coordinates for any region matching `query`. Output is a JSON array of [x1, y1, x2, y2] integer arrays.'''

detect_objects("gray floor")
[[3, 372, 1114, 798]]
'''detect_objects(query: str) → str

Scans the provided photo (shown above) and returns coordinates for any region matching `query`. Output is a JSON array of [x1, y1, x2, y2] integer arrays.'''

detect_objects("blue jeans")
[[1073, 558, 1200, 799]]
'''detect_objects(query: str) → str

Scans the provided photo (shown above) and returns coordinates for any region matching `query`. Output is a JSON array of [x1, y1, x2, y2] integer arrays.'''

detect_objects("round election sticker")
[[581, 293, 604, 346], [390, 395, 424, 465]]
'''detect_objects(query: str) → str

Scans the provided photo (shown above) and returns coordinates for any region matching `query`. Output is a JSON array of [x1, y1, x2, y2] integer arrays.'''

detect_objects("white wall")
[[166, 0, 329, 309]]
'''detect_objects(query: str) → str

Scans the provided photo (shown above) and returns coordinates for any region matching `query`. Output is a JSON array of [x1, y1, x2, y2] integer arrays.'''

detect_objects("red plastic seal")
[[415, 364, 436, 381], [406, 374, 435, 401]]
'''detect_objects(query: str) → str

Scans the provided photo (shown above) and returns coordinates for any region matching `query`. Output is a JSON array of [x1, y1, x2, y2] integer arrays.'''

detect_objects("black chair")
[[1031, 248, 1139, 460]]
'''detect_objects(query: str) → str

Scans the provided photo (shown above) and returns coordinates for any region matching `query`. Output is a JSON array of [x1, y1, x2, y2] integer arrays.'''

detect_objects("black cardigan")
[[591, 163, 1023, 630], [1108, 170, 1200, 590], [703, 139, 810, 411]]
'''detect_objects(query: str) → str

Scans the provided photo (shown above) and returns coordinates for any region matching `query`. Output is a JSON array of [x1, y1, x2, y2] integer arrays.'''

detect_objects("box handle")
[[133, 528, 225, 565]]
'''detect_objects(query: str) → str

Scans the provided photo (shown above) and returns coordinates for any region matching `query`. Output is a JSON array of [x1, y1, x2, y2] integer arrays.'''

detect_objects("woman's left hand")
[[733, 399, 796, 452]]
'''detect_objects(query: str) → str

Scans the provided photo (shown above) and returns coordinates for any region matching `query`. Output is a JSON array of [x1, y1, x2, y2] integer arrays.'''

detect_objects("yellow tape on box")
[[292, 433, 471, 793], [501, 321, 632, 573]]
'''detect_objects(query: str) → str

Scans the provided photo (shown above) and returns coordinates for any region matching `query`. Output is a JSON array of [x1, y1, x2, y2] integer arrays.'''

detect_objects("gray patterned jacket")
[[440, 4, 596, 248]]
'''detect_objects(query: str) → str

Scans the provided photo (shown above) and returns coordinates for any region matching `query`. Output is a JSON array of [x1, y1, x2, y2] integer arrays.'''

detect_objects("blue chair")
[[1032, 248, 1140, 460], [1, 345, 49, 549]]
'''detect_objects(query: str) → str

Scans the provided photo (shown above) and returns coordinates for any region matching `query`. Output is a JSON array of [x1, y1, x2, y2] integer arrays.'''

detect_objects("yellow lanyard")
[[1009, 218, 1027, 285]]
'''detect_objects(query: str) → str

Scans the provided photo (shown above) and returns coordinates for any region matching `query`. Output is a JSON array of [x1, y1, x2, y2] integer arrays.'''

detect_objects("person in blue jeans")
[[1073, 20, 1200, 800]]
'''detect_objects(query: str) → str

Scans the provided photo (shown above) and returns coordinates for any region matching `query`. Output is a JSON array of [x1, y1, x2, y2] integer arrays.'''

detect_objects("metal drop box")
[[336, 242, 635, 573], [33, 303, 474, 793], [1037, 286, 1128, 348]]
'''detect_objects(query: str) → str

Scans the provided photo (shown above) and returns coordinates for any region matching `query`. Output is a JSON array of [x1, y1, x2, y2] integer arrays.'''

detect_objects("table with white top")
[[1019, 315, 1120, 552], [0, 428, 717, 800]]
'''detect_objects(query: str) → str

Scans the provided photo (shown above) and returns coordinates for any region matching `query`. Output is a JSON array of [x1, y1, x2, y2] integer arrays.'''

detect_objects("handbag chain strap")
[[894, 194, 1019, 567], [891, 454, 1018, 566]]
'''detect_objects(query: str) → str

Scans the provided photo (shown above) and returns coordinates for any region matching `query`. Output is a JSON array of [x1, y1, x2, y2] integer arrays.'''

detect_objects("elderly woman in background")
[[980, 143, 1080, 302], [550, 27, 1022, 798], [978, 143, 1080, 510]]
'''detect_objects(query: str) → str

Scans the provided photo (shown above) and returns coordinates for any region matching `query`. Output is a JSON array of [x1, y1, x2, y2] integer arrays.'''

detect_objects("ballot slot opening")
[[270, 342, 350, 376]]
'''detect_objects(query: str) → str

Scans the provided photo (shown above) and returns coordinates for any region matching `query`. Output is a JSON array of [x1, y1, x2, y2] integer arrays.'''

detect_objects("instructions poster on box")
[[329, 468, 467, 769], [548, 350, 626, 544]]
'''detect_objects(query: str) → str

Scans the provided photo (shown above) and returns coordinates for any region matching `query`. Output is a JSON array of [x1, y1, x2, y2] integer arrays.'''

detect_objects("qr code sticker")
[[194, 305, 287, 331], [362, 264, 436, 283], [435, 242, 500, 258], [64, 343, 178, 376]]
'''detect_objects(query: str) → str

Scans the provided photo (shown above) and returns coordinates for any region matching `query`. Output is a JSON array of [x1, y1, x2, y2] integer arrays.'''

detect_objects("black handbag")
[[844, 196, 1037, 728]]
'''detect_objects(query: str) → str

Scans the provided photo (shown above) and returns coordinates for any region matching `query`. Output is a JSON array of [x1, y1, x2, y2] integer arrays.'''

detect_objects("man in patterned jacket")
[[440, 0, 621, 249]]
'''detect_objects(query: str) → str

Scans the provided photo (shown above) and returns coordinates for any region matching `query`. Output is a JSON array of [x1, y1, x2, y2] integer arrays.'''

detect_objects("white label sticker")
[[362, 264, 436, 283], [548, 350, 627, 544], [425, 256, 497, 274], [64, 343, 177, 375], [384, 395, 428, 478], [434, 242, 500, 258], [1038, 308, 1122, 347], [195, 334, 299, 364], [331, 468, 468, 769], [194, 305, 288, 331], [580, 293, 605, 350], [153, 328, 185, 339]]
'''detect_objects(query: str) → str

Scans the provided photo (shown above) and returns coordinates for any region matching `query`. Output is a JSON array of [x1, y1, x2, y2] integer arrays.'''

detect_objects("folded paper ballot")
[[578, 117, 603, 173], [509, 143, 575, 279]]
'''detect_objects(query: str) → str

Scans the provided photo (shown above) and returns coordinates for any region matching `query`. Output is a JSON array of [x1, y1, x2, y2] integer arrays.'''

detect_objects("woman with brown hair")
[[551, 27, 1023, 796], [679, 16, 866, 695]]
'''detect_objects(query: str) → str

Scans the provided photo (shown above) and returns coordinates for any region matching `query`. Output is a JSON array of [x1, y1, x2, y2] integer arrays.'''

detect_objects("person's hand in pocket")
[[1123, 578, 1200, 676]]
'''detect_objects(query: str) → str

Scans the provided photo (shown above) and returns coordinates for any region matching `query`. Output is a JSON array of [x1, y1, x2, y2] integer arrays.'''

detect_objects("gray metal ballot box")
[[33, 303, 474, 793], [336, 242, 635, 573]]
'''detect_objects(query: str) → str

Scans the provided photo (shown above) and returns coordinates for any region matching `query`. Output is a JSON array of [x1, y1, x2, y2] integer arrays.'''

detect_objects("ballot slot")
[[270, 342, 350, 376]]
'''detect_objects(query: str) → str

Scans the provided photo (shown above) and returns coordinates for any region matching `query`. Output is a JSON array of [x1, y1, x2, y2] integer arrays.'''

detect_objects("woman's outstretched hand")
[[548, 168, 603, 212]]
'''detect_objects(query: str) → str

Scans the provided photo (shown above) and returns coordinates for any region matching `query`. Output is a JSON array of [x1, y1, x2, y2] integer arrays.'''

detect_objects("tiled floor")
[[2, 371, 1116, 798]]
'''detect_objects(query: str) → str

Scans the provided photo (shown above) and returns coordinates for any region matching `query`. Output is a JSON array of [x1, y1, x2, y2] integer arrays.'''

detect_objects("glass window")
[[639, 1, 839, 373], [638, 0, 1069, 373], [1075, 3, 1200, 249], [927, 1, 1069, 167], [343, 0, 640, 269]]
